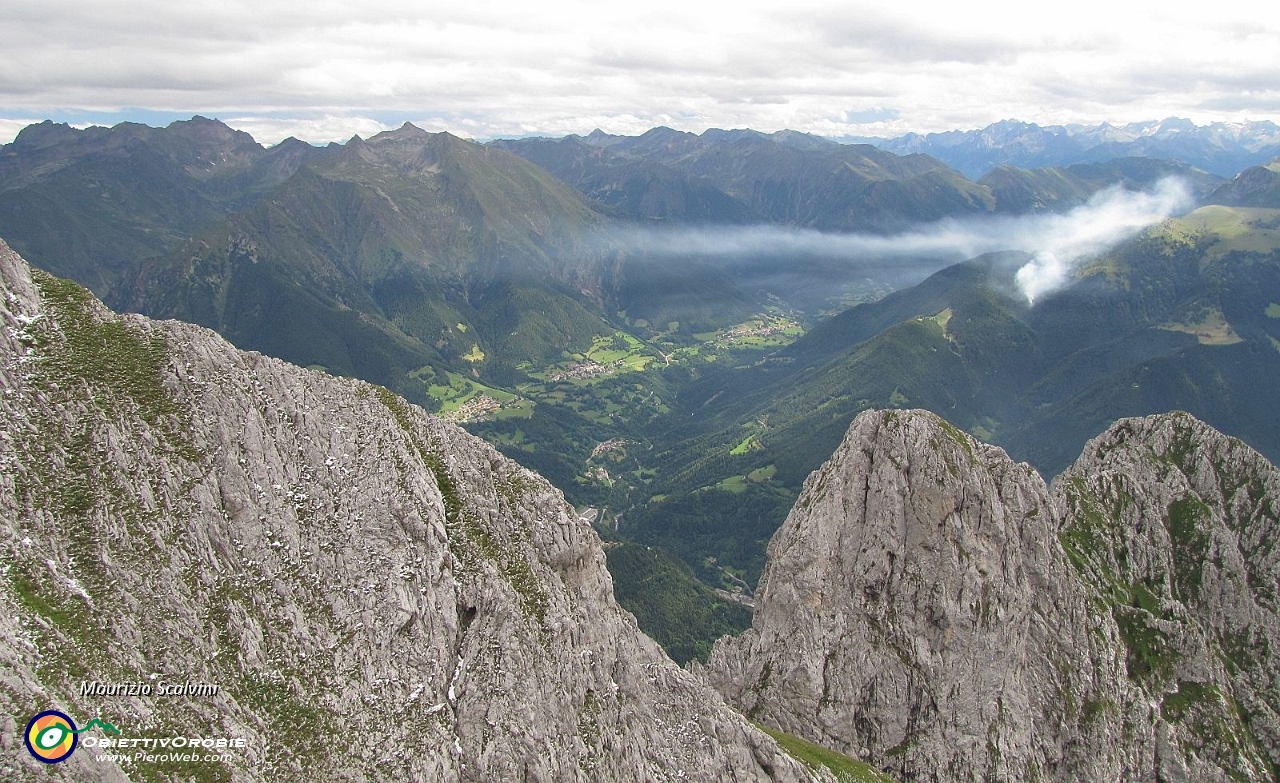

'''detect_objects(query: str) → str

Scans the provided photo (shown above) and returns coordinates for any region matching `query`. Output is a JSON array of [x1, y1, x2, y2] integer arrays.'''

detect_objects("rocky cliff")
[[702, 409, 1279, 782], [0, 238, 818, 782]]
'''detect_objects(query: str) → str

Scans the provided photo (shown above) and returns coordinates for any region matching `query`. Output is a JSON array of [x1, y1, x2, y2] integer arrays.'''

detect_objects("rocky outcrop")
[[0, 238, 818, 783], [1056, 413, 1280, 781], [702, 408, 1279, 782]]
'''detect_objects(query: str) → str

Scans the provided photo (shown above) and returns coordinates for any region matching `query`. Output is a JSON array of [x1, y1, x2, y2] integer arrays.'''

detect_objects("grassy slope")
[[757, 726, 899, 783]]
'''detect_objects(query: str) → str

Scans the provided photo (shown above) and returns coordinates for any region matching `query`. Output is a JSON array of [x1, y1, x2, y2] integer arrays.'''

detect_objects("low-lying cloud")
[[1010, 178, 1192, 302], [611, 177, 1193, 304]]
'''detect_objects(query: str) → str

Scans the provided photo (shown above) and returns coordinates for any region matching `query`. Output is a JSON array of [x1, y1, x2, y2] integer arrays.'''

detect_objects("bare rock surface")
[[0, 239, 818, 783], [702, 408, 1279, 782]]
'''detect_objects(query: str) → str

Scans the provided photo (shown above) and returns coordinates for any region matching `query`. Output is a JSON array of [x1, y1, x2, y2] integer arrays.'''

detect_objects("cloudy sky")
[[1, 0, 1276, 144]]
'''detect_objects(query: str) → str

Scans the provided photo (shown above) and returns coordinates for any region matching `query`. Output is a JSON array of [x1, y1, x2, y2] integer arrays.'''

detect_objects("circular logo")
[[25, 710, 78, 764]]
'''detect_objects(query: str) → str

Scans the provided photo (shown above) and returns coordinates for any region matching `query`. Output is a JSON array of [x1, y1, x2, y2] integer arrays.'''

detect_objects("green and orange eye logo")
[[25, 710, 78, 763], [23, 712, 120, 763]]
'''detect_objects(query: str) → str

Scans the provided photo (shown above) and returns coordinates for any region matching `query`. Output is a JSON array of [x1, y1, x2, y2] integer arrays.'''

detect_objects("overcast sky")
[[1, 0, 1276, 145]]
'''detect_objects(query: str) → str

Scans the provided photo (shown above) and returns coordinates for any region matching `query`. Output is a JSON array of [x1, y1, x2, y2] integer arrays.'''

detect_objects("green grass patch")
[[583, 332, 656, 370], [748, 464, 777, 483], [1163, 206, 1280, 260], [490, 399, 534, 420], [757, 726, 898, 782], [730, 434, 761, 455], [232, 671, 332, 773], [1166, 495, 1211, 601], [715, 475, 749, 494], [461, 344, 485, 363], [1159, 307, 1243, 345], [1114, 605, 1178, 684], [1266, 303, 1280, 319], [31, 270, 185, 434], [530, 331, 658, 385], [1161, 681, 1220, 722]]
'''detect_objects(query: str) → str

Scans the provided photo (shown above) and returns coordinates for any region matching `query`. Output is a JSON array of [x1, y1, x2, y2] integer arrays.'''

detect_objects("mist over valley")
[[602, 175, 1194, 308]]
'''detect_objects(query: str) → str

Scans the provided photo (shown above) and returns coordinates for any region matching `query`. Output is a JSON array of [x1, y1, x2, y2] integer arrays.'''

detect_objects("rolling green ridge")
[[979, 157, 1221, 214], [1208, 163, 1280, 208], [496, 126, 997, 232], [121, 125, 617, 389]]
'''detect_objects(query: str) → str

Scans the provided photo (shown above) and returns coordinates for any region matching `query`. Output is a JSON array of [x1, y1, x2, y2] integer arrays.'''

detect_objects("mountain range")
[[494, 125, 1225, 228], [0, 118, 628, 407], [846, 117, 1280, 179], [493, 127, 994, 232], [4, 115, 1280, 682]]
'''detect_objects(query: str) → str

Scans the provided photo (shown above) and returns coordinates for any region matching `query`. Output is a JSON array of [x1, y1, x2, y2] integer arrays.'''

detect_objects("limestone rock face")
[[703, 408, 1279, 782], [0, 239, 817, 783], [1055, 413, 1280, 782]]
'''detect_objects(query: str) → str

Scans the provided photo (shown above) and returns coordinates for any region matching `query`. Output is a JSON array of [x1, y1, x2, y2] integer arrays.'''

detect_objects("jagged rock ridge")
[[0, 238, 818, 783], [702, 408, 1279, 782]]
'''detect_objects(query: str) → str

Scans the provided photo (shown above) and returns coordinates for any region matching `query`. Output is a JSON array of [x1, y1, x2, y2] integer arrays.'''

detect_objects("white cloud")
[[609, 178, 1193, 303], [0, 1, 1277, 142], [1012, 178, 1192, 302]]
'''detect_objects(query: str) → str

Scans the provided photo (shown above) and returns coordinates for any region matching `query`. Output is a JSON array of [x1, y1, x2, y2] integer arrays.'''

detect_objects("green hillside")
[[0, 117, 300, 295], [497, 127, 996, 232], [605, 544, 752, 665], [615, 207, 1280, 595], [979, 158, 1221, 214]]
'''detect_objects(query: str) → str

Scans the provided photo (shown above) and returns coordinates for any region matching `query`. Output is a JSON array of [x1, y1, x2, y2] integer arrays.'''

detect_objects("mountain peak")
[[1153, 116, 1196, 134], [700, 127, 768, 144], [704, 407, 1280, 782], [583, 128, 621, 147], [159, 115, 262, 156], [636, 125, 695, 141], [379, 120, 430, 140], [272, 136, 311, 149], [8, 119, 79, 150]]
